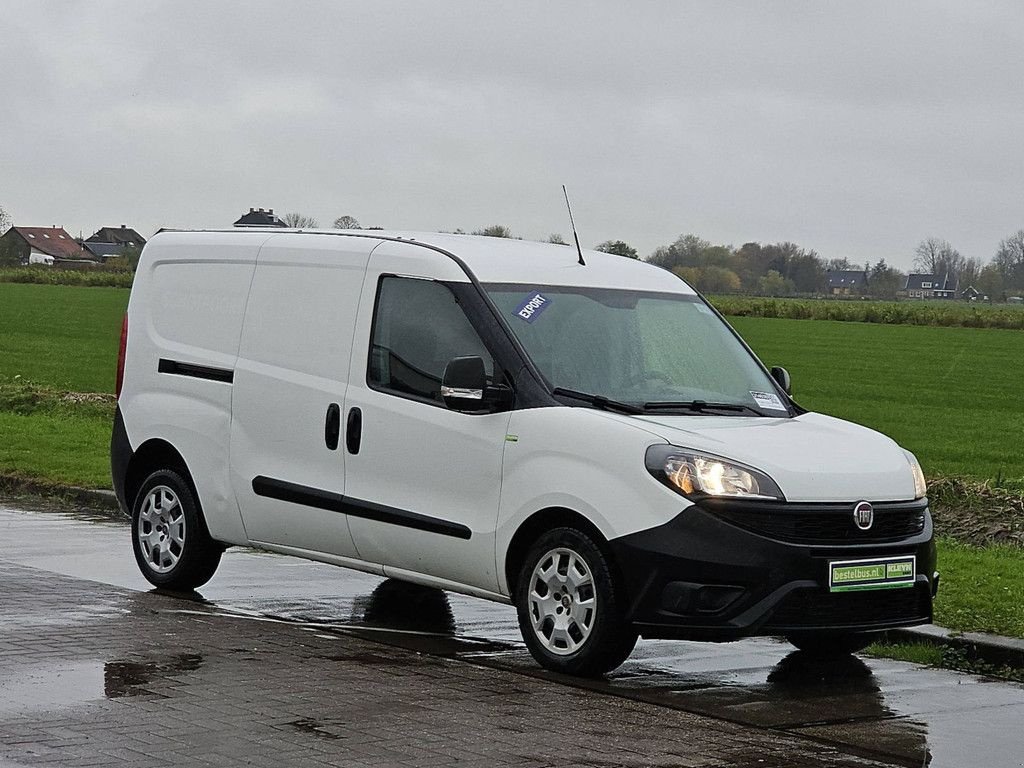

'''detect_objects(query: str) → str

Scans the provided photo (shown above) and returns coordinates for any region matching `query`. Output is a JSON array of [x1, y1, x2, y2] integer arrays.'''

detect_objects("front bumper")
[[608, 499, 936, 641]]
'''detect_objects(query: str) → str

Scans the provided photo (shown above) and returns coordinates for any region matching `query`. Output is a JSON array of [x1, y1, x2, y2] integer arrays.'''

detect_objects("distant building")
[[961, 285, 982, 301], [86, 224, 146, 247], [234, 208, 287, 228], [0, 226, 93, 266], [902, 273, 958, 300], [83, 224, 147, 262], [826, 269, 868, 296]]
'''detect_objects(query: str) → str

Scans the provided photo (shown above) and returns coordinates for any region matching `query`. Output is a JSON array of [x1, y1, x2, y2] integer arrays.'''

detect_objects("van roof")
[[153, 228, 697, 295]]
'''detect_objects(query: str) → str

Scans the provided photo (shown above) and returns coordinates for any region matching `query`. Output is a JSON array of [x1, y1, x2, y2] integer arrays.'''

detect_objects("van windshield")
[[484, 284, 790, 416]]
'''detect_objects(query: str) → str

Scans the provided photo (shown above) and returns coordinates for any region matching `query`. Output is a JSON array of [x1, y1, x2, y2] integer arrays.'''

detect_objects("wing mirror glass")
[[770, 366, 791, 395]]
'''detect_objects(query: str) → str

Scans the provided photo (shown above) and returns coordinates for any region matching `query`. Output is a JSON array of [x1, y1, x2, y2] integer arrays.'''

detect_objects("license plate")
[[829, 556, 916, 593]]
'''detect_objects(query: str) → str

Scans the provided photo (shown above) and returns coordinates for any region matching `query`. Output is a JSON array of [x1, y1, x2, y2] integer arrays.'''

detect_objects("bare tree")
[[0, 205, 11, 235], [332, 215, 360, 230], [913, 237, 962, 276], [994, 230, 1024, 289], [282, 212, 319, 228]]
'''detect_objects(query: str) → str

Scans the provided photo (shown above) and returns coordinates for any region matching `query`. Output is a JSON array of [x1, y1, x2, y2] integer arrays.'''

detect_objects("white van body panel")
[[229, 233, 382, 557], [495, 407, 683, 595], [342, 239, 511, 592], [121, 231, 269, 544], [382, 231, 699, 293]]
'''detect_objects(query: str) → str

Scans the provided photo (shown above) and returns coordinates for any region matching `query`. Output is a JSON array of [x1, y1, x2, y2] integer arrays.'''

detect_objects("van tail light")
[[115, 313, 128, 400]]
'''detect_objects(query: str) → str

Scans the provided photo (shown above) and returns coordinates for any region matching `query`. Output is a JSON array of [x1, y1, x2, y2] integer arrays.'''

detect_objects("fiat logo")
[[853, 501, 874, 531]]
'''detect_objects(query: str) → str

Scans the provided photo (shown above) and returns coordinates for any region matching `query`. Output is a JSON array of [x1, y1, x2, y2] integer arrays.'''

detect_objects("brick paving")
[[0, 562, 897, 767]]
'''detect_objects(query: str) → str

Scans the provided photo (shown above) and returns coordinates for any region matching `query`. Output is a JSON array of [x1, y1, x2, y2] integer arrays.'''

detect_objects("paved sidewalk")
[[0, 562, 897, 767]]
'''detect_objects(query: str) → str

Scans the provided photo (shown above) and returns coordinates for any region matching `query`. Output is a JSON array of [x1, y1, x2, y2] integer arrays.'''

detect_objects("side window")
[[369, 277, 495, 404]]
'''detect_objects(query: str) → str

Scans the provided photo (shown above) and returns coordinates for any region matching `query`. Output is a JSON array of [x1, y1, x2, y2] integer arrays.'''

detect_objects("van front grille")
[[699, 498, 928, 545]]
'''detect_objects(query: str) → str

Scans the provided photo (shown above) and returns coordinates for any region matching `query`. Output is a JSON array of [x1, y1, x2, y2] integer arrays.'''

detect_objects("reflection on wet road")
[[3, 501, 1023, 767]]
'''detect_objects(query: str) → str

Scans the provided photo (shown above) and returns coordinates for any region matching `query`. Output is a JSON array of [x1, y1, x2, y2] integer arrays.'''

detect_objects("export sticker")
[[515, 292, 551, 323], [750, 390, 786, 412]]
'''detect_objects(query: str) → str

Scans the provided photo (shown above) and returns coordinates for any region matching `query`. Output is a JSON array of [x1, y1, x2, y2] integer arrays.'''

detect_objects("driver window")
[[369, 277, 494, 404]]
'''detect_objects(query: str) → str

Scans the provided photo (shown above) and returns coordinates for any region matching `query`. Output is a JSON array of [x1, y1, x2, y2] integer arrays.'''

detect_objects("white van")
[[112, 229, 937, 676]]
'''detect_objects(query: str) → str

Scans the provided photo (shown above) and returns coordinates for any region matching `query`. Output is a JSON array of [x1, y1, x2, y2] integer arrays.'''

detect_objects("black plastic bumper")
[[608, 502, 936, 641]]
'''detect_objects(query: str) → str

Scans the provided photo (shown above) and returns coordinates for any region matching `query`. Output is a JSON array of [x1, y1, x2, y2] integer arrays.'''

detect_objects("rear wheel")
[[515, 527, 637, 677], [131, 469, 222, 590], [785, 631, 876, 656]]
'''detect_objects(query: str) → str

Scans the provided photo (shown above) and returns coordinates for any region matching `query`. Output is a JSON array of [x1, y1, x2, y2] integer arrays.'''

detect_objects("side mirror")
[[442, 356, 487, 410], [770, 366, 791, 395]]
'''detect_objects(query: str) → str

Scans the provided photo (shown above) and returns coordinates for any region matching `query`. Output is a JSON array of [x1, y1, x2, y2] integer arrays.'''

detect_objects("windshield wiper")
[[552, 387, 644, 415], [642, 400, 768, 416]]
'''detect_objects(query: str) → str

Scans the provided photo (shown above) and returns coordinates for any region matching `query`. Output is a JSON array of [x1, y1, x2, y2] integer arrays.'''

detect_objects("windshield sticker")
[[515, 292, 551, 323], [750, 390, 787, 412]]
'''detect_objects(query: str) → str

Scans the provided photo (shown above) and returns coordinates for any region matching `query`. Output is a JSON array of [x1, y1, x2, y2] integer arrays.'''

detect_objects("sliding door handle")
[[324, 403, 341, 450]]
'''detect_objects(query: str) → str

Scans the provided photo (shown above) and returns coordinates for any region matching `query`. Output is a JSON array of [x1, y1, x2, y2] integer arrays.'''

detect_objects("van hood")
[[616, 411, 918, 503]]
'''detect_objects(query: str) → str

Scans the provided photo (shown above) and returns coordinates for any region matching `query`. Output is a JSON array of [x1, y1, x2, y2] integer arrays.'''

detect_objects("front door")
[[342, 241, 511, 593]]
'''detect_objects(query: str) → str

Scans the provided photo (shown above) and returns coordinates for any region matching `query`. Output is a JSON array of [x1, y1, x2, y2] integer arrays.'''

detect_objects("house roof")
[[234, 208, 287, 227], [83, 242, 127, 259], [905, 272, 959, 292], [85, 225, 146, 246], [9, 227, 87, 259], [826, 270, 867, 287]]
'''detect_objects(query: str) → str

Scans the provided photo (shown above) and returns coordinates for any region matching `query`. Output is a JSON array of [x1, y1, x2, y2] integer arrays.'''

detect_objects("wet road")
[[2, 499, 1023, 768]]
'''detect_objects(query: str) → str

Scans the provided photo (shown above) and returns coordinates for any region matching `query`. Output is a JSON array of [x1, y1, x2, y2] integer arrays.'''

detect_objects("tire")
[[131, 468, 222, 590], [515, 527, 638, 677], [785, 631, 876, 656]]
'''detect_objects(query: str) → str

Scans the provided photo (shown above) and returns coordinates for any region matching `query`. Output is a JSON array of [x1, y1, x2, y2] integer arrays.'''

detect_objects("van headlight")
[[905, 450, 927, 499], [645, 445, 784, 501]]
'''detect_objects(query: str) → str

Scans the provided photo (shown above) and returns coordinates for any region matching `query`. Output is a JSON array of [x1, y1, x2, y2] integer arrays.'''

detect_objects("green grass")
[[730, 316, 1024, 485], [933, 538, 1024, 637], [865, 641, 945, 666], [0, 283, 128, 392]]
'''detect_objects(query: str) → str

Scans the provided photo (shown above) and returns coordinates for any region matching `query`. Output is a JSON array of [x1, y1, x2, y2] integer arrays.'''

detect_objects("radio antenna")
[[562, 185, 586, 266]]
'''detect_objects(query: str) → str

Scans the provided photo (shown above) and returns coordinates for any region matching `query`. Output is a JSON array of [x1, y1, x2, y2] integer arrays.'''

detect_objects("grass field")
[[0, 283, 128, 392], [731, 316, 1024, 485]]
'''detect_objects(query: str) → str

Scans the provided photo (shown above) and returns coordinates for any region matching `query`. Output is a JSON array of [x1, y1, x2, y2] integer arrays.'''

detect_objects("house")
[[0, 226, 93, 266], [902, 273, 959, 300], [826, 269, 868, 296], [234, 207, 287, 228], [86, 224, 146, 248], [961, 285, 983, 302]]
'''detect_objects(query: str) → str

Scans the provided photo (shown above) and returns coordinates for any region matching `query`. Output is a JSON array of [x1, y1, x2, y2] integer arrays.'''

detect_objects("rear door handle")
[[324, 403, 341, 450], [346, 407, 362, 455]]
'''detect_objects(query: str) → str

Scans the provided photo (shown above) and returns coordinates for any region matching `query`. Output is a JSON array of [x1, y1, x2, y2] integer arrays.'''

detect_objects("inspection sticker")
[[515, 292, 551, 323], [749, 390, 786, 412]]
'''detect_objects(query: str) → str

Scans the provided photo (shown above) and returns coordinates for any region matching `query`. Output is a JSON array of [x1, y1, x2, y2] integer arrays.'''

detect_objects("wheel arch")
[[125, 439, 195, 513], [503, 507, 613, 600]]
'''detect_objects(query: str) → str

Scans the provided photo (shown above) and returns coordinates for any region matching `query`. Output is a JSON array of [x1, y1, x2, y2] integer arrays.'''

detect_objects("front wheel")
[[515, 527, 638, 677], [785, 631, 876, 656], [131, 469, 222, 590]]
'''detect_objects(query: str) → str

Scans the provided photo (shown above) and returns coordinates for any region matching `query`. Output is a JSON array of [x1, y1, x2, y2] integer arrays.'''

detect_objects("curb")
[[885, 624, 1024, 670], [0, 474, 121, 512]]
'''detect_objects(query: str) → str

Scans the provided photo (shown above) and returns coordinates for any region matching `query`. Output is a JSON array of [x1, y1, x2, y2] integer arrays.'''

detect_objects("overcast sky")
[[3, 1, 1023, 269]]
